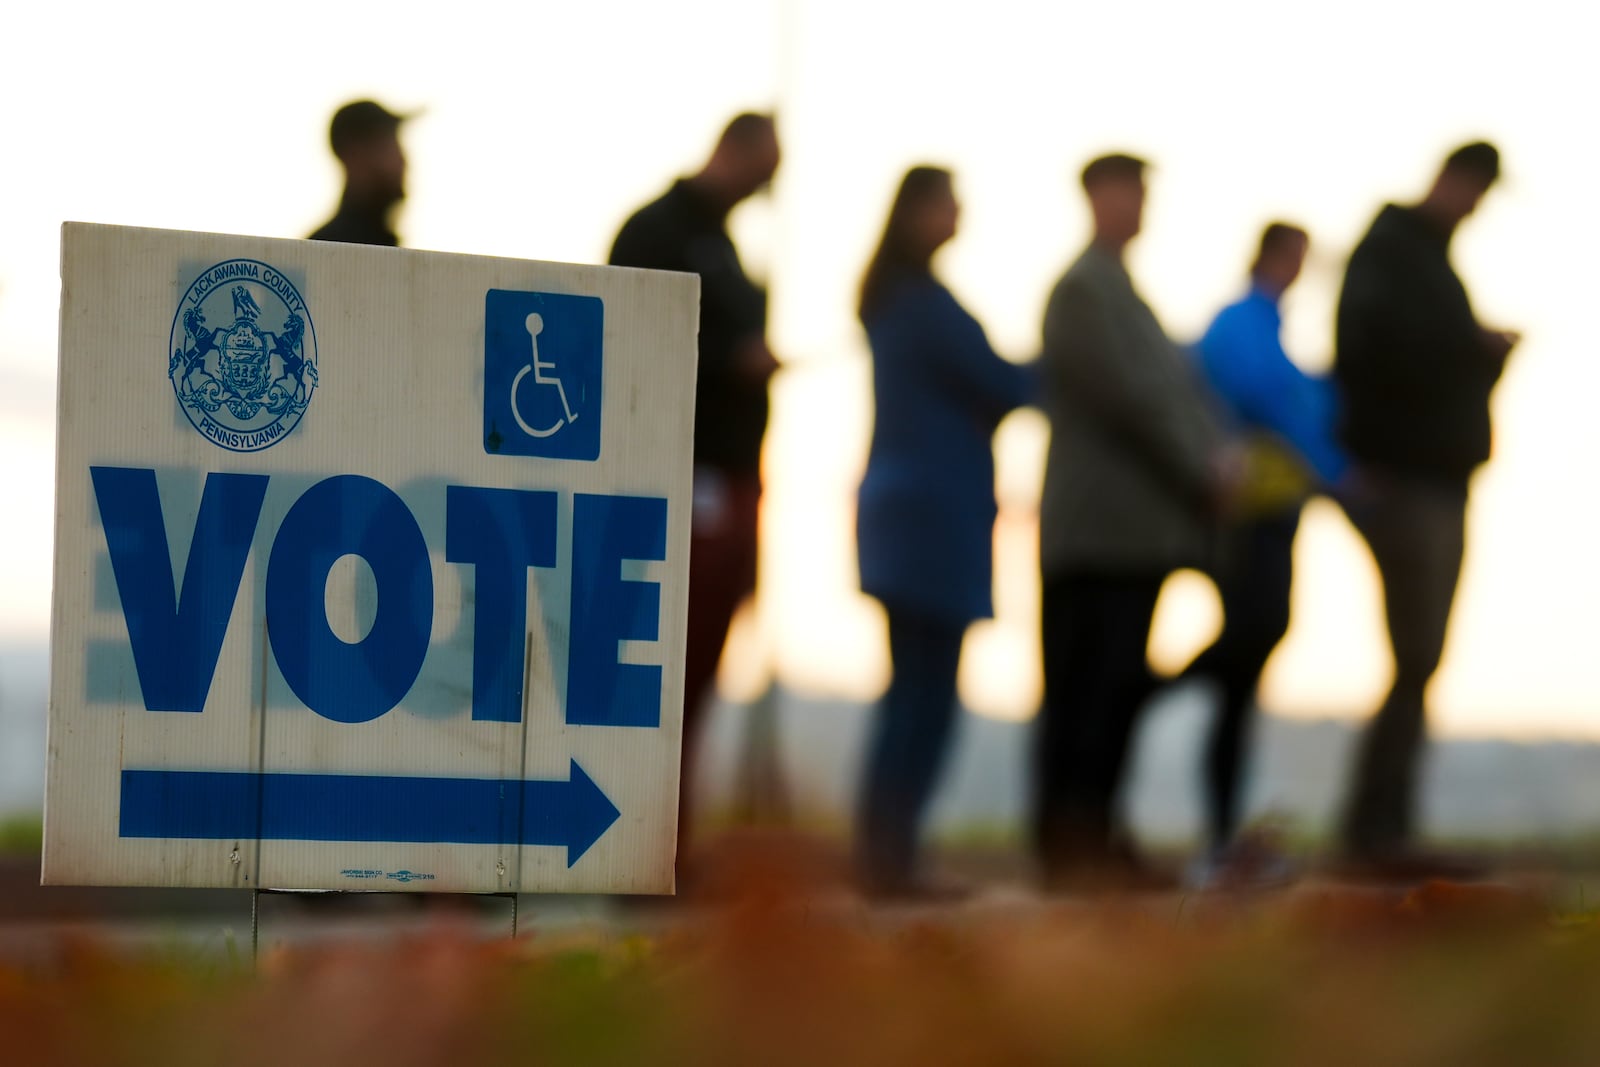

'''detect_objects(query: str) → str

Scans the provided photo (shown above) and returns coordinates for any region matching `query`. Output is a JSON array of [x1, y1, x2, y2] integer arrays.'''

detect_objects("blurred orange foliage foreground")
[[6, 836, 1600, 1067]]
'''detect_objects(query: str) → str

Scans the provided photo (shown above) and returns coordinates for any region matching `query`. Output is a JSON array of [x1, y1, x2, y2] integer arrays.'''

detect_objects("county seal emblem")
[[169, 259, 317, 452]]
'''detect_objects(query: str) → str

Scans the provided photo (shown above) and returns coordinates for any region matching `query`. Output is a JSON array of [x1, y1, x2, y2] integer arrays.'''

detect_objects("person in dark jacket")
[[854, 166, 1035, 899], [608, 114, 781, 887], [309, 100, 412, 246], [1333, 141, 1519, 873]]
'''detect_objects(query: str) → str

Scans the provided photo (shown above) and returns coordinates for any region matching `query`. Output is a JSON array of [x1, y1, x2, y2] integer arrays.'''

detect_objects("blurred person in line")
[[853, 166, 1036, 901], [1034, 153, 1234, 891], [309, 100, 413, 246], [1333, 141, 1519, 877], [1177, 222, 1348, 888], [608, 113, 782, 890]]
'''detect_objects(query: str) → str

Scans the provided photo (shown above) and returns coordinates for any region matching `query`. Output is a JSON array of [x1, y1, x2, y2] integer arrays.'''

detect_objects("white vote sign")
[[44, 224, 699, 894]]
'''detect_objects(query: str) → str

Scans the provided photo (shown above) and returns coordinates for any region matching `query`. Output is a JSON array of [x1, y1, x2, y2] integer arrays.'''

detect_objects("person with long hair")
[[854, 166, 1034, 899]]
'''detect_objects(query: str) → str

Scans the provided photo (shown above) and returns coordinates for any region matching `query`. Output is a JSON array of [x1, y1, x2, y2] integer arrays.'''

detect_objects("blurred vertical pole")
[[251, 616, 267, 966], [731, 643, 790, 826], [732, 0, 800, 829]]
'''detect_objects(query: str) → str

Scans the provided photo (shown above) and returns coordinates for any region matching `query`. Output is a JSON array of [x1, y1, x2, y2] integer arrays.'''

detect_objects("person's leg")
[[1034, 572, 1095, 871], [856, 608, 965, 892], [1340, 481, 1467, 856], [1194, 511, 1300, 850], [1089, 574, 1167, 846], [675, 471, 762, 880], [1034, 571, 1164, 879]]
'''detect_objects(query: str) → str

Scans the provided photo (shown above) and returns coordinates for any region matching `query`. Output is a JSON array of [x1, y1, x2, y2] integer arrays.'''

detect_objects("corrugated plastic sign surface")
[[44, 224, 699, 894]]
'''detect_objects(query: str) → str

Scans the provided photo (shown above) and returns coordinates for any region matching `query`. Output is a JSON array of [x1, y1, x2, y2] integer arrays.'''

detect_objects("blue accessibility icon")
[[484, 290, 603, 460]]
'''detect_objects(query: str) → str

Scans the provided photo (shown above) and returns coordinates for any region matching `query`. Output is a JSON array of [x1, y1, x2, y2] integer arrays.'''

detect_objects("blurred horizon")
[[1, 0, 1596, 741]]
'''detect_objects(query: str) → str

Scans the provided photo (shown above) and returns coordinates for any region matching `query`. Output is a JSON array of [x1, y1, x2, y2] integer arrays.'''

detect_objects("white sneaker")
[[1187, 827, 1299, 892]]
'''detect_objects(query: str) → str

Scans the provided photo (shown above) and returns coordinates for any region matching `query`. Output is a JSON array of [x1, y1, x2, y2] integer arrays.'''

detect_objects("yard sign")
[[43, 224, 699, 894]]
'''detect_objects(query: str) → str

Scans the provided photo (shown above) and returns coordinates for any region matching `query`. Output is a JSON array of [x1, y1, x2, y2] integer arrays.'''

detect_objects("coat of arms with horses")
[[169, 259, 317, 452]]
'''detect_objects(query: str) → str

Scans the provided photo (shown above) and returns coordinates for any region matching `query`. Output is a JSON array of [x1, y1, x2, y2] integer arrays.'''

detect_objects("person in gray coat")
[[1034, 153, 1233, 889]]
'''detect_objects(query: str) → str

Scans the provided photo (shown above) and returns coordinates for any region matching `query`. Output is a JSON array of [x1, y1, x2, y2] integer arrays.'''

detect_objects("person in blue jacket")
[[1181, 221, 1347, 884], [854, 166, 1035, 899]]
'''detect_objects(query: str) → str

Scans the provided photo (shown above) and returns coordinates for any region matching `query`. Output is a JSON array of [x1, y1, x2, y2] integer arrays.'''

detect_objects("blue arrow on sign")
[[118, 760, 621, 867]]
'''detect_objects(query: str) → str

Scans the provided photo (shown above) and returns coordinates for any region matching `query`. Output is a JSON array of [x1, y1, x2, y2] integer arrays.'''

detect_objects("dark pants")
[[856, 608, 966, 891], [1181, 509, 1301, 850], [1339, 475, 1468, 855], [677, 469, 762, 876], [1034, 571, 1166, 874]]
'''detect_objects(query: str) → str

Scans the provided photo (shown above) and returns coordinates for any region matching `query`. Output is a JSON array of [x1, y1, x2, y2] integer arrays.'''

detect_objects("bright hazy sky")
[[1, 0, 1595, 738]]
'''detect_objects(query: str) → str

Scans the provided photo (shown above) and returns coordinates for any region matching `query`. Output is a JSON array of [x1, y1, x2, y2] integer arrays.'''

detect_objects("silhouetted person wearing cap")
[[1333, 141, 1519, 876], [607, 113, 781, 889], [309, 100, 410, 246], [1033, 154, 1232, 890]]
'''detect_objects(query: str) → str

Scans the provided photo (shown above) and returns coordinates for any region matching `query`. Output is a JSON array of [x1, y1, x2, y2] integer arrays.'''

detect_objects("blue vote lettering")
[[567, 494, 668, 728], [266, 475, 433, 724], [444, 485, 558, 723], [90, 467, 268, 713], [90, 467, 665, 729]]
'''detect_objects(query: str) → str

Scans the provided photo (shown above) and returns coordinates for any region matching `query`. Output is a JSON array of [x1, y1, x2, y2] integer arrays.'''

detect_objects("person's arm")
[[1044, 273, 1220, 505], [921, 286, 1034, 423], [1202, 304, 1347, 485], [612, 217, 773, 384], [685, 235, 774, 383], [1336, 236, 1501, 395]]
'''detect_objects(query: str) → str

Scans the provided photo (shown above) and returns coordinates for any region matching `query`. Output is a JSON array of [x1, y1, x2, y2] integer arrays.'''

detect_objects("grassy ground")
[[7, 833, 1600, 1065], [0, 814, 41, 855]]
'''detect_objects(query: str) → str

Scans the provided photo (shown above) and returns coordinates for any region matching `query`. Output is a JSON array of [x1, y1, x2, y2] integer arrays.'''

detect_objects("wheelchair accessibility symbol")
[[484, 290, 603, 461], [511, 314, 578, 438]]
